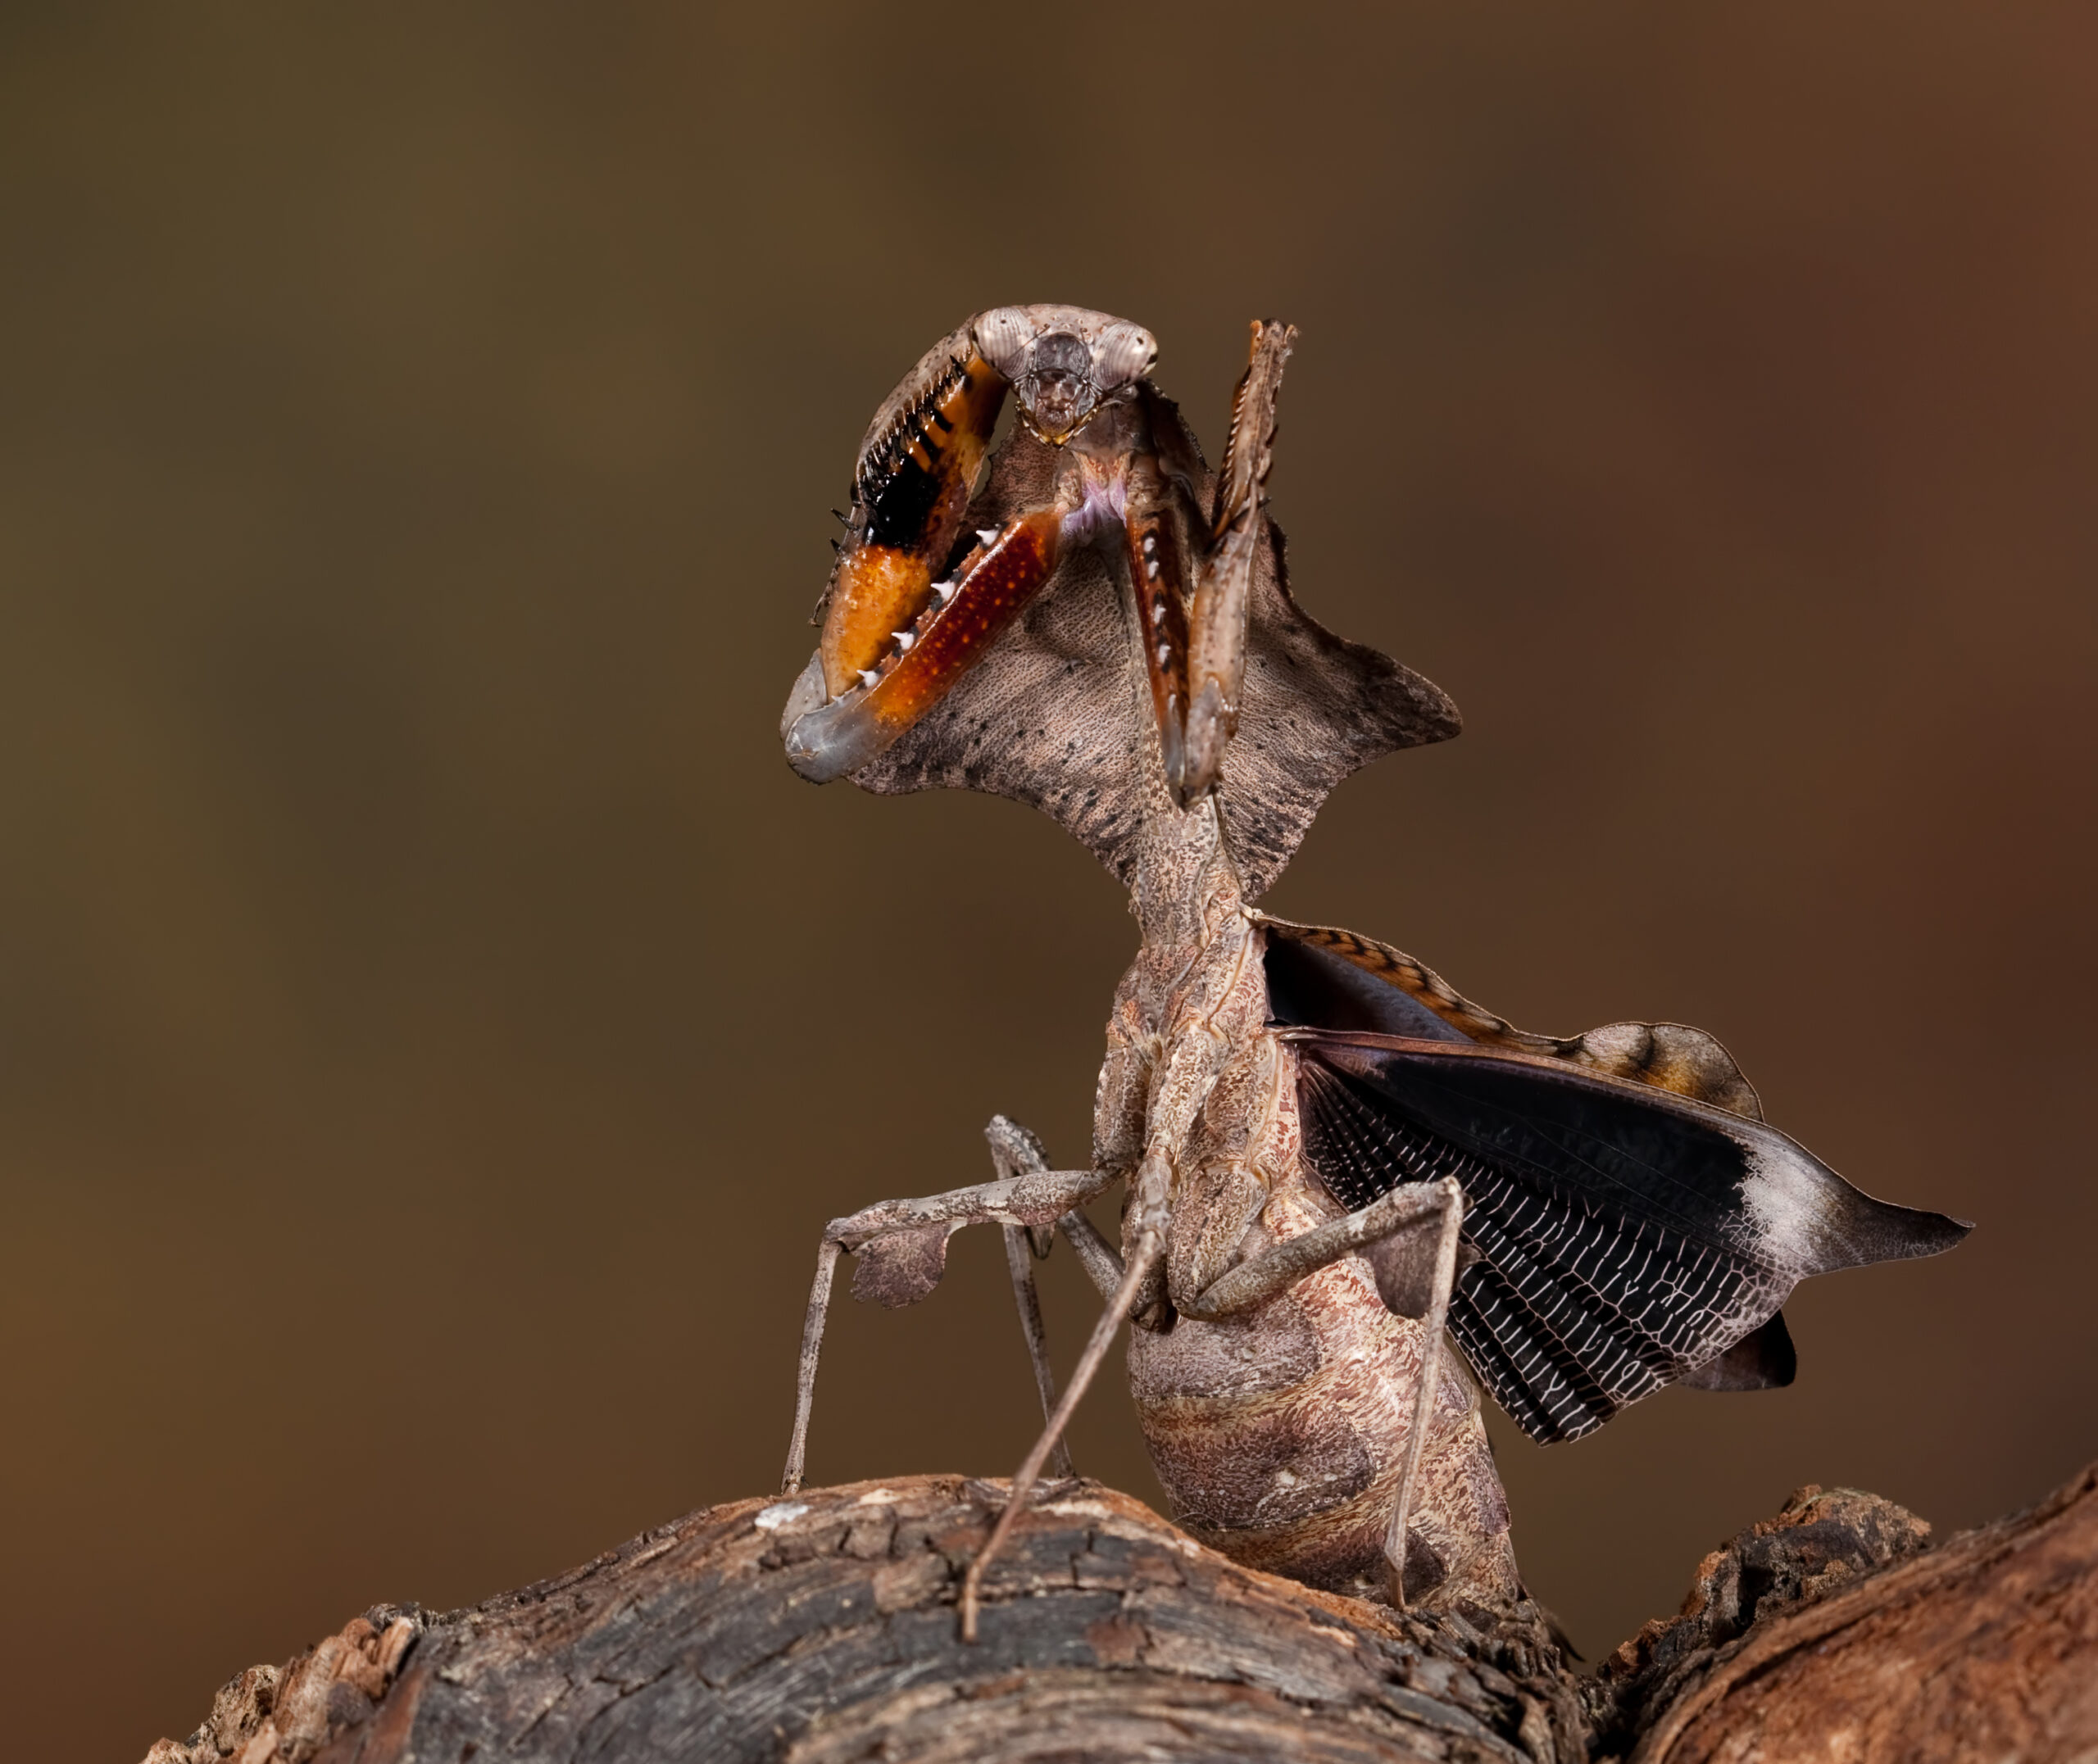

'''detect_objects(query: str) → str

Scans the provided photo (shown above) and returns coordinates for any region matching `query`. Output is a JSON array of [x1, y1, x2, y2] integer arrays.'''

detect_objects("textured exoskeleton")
[[777, 307, 1969, 1636]]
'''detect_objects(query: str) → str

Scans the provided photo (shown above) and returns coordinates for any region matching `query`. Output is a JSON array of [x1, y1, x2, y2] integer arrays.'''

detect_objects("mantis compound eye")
[[973, 306, 1156, 445]]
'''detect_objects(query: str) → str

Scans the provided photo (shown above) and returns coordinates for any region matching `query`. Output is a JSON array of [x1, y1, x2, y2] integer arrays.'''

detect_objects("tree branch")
[[143, 1463, 2098, 1764]]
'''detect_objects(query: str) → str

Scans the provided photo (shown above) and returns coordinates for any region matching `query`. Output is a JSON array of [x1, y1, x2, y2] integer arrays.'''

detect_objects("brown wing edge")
[[1257, 915, 1766, 1122]]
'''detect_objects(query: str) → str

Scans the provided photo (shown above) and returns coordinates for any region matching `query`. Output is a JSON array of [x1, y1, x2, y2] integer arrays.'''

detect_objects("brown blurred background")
[[2, 4, 2093, 1755]]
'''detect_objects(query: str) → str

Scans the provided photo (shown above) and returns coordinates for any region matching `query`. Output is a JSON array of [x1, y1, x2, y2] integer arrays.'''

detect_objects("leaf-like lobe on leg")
[[1362, 1218, 1480, 1320], [851, 1224, 953, 1308]]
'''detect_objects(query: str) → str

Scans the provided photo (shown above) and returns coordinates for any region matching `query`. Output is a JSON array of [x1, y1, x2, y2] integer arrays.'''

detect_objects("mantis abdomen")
[[1124, 1028, 1521, 1611]]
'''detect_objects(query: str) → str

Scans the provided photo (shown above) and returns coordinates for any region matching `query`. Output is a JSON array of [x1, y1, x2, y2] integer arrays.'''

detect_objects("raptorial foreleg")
[[1174, 1174, 1467, 1608], [779, 1159, 1117, 1495], [1180, 319, 1296, 799]]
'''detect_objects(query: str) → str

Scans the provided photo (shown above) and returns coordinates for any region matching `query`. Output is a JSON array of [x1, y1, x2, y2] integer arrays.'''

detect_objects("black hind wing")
[[1678, 1313, 1796, 1392], [1291, 1033, 1969, 1444], [1297, 1057, 1787, 1441]]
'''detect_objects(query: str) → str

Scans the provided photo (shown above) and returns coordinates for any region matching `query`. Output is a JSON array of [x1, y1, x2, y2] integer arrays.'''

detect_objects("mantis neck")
[[1128, 790, 1247, 963]]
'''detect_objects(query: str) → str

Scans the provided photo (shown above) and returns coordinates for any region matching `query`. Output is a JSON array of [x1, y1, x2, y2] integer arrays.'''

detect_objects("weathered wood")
[[144, 1465, 2098, 1764], [147, 1476, 1581, 1764], [1605, 1463, 2098, 1763]]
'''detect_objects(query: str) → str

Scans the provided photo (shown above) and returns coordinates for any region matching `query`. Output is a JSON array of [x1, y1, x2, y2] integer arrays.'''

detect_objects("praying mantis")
[[776, 306, 1968, 1640]]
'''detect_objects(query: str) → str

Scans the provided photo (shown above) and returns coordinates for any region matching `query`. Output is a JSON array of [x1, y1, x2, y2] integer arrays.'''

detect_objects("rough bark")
[[1597, 1463, 2098, 1762], [145, 1464, 2098, 1764]]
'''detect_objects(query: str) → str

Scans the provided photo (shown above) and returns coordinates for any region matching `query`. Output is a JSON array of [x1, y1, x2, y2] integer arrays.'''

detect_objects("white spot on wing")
[[1740, 1136, 1858, 1273]]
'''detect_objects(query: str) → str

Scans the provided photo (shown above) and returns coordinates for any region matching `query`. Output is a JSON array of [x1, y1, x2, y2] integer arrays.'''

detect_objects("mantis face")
[[787, 306, 1156, 787], [783, 310, 1460, 899]]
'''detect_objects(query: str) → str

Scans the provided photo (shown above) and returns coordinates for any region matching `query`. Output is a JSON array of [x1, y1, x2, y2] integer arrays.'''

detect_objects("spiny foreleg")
[[1179, 319, 1296, 799]]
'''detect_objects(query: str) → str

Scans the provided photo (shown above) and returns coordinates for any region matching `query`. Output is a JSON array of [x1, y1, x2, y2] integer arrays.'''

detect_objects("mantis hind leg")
[[1170, 1173, 1469, 1608], [1383, 1183, 1466, 1608]]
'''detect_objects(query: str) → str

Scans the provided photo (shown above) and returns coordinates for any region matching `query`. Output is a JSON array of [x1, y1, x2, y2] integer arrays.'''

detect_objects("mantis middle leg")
[[779, 1137, 1117, 1495]]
